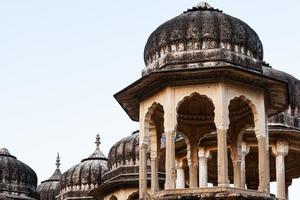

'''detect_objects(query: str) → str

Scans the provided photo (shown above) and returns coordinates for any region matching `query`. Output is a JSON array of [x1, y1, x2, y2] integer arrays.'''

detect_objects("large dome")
[[59, 135, 108, 199], [143, 2, 263, 75], [0, 148, 39, 199], [37, 154, 62, 200]]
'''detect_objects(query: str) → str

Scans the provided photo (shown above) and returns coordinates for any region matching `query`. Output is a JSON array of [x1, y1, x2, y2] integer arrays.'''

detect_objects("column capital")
[[176, 158, 186, 169], [272, 141, 289, 157], [150, 152, 158, 160], [198, 148, 211, 160], [141, 141, 148, 149]]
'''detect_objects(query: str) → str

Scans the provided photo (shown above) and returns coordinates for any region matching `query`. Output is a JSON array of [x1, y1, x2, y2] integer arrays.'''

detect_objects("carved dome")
[[143, 2, 263, 75], [0, 148, 39, 199], [107, 130, 142, 170], [37, 154, 62, 200], [96, 131, 159, 196], [59, 135, 108, 199]]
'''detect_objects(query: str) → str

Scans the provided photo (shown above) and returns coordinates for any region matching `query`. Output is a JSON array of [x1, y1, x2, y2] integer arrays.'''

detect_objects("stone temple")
[[1, 2, 300, 200]]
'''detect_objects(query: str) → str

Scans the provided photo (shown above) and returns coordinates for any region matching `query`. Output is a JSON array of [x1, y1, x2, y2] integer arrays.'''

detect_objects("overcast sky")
[[0, 0, 299, 199]]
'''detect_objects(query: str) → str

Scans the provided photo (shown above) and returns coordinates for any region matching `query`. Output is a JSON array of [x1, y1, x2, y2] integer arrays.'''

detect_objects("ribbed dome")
[[37, 154, 62, 200], [107, 130, 142, 170], [59, 135, 108, 198], [0, 148, 38, 199], [143, 2, 263, 75]]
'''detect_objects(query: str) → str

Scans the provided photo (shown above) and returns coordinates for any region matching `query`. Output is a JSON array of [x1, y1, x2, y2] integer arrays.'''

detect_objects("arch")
[[144, 102, 164, 128], [228, 95, 258, 139], [127, 191, 139, 200], [198, 130, 217, 147], [144, 102, 165, 144], [176, 92, 215, 116], [143, 102, 165, 193], [176, 92, 216, 144], [228, 95, 263, 190], [176, 92, 216, 188]]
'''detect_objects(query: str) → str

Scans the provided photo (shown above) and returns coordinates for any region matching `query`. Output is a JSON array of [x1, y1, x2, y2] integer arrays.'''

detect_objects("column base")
[[218, 183, 230, 187]]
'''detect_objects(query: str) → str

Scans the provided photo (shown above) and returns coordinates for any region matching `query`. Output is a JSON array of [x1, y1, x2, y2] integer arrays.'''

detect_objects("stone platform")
[[144, 187, 276, 200]]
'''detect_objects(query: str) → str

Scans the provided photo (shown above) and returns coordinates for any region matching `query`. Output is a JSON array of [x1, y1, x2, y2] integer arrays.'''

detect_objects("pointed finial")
[[56, 153, 60, 169], [195, 1, 212, 9], [95, 134, 101, 149], [184, 1, 222, 14]]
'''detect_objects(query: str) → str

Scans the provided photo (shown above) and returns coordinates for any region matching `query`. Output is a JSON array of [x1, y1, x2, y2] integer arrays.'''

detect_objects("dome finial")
[[0, 148, 11, 156], [95, 134, 101, 149], [183, 1, 222, 14], [195, 1, 212, 9], [56, 153, 60, 169]]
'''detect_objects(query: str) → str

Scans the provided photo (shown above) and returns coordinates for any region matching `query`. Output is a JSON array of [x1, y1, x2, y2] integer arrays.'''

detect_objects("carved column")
[[217, 128, 230, 186], [198, 148, 211, 188], [150, 128, 159, 193], [241, 142, 250, 189], [272, 141, 289, 200], [232, 155, 242, 188], [165, 130, 176, 189], [257, 137, 269, 192], [231, 138, 242, 189], [139, 142, 148, 198], [150, 156, 159, 193], [214, 82, 230, 187], [188, 144, 198, 188], [176, 159, 185, 189]]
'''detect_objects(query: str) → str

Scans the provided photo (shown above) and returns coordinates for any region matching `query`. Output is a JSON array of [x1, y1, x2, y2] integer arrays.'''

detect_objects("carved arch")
[[176, 92, 215, 116], [228, 95, 259, 139]]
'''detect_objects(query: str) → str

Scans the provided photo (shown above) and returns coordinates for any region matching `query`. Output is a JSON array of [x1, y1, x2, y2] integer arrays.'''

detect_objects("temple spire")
[[95, 134, 101, 149], [56, 153, 60, 169]]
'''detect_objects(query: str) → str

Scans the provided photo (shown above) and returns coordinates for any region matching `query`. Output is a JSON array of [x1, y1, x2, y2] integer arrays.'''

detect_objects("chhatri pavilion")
[[1, 2, 300, 200]]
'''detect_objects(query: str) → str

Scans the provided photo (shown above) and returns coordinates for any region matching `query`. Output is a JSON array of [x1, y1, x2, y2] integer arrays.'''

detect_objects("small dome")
[[0, 148, 39, 199], [59, 135, 108, 198], [143, 2, 263, 75], [96, 131, 165, 196], [37, 153, 62, 200], [107, 130, 142, 170]]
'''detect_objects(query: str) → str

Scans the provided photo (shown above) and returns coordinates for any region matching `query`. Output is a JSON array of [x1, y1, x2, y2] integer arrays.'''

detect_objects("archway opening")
[[228, 96, 256, 189], [176, 93, 216, 188], [144, 103, 165, 192]]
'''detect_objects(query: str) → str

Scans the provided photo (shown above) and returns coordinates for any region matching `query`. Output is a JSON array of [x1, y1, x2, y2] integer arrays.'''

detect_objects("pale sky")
[[0, 0, 299, 199]]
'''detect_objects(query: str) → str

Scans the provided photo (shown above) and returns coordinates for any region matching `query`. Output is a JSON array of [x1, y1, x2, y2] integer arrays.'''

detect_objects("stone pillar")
[[241, 142, 250, 189], [198, 148, 211, 188], [272, 141, 289, 200], [139, 142, 148, 198], [188, 144, 198, 188], [257, 137, 269, 192], [165, 130, 176, 190], [176, 159, 185, 189], [150, 128, 159, 193], [217, 128, 230, 186], [232, 156, 242, 188], [231, 138, 242, 189], [150, 156, 159, 193]]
